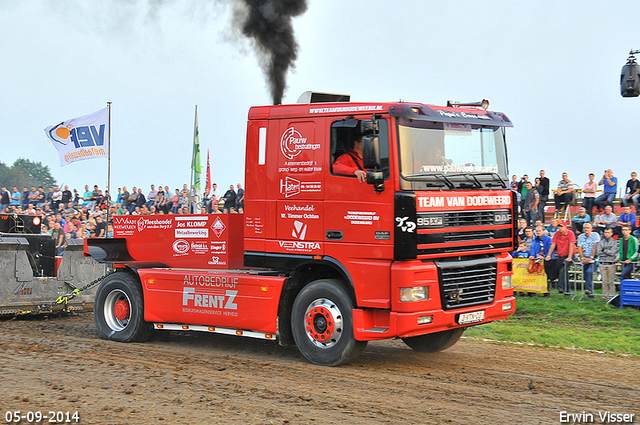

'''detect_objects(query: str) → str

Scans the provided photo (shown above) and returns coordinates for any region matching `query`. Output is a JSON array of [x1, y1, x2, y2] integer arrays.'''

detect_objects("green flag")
[[192, 107, 201, 196]]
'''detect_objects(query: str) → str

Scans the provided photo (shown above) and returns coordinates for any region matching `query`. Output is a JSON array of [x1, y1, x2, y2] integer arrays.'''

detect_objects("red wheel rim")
[[305, 306, 334, 341], [114, 299, 130, 321]]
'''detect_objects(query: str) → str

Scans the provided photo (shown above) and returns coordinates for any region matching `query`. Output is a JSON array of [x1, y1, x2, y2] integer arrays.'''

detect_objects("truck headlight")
[[400, 286, 428, 302], [502, 275, 512, 290]]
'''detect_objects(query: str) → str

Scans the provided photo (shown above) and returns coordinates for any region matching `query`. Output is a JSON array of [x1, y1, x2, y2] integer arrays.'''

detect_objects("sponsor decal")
[[280, 204, 320, 220], [211, 216, 226, 238], [396, 216, 416, 233], [308, 105, 384, 114], [280, 127, 320, 160], [375, 231, 391, 240], [279, 176, 322, 198], [418, 195, 511, 209], [182, 286, 238, 316], [172, 239, 190, 255], [344, 211, 380, 225], [114, 216, 173, 233], [278, 240, 320, 253], [292, 220, 307, 240], [210, 241, 227, 254], [175, 228, 209, 238]]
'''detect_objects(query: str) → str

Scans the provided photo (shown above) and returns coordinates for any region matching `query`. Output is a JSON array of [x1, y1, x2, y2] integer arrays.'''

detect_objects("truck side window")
[[330, 118, 389, 178]]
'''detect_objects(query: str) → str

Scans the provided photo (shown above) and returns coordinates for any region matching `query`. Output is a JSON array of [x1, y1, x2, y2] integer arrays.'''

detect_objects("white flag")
[[45, 107, 109, 167]]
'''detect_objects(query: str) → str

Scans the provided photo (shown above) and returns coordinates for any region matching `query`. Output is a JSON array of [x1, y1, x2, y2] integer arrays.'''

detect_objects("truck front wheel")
[[402, 328, 465, 353], [94, 272, 151, 342], [291, 279, 367, 366]]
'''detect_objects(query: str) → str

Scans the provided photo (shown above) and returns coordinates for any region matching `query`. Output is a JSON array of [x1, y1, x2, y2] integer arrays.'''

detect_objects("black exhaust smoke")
[[233, 0, 307, 105]]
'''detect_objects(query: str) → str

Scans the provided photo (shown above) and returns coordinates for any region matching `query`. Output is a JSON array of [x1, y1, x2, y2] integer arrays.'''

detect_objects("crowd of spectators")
[[512, 169, 640, 300], [0, 183, 245, 250]]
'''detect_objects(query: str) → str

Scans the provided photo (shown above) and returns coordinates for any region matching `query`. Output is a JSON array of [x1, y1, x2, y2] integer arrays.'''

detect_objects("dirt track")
[[0, 312, 638, 425]]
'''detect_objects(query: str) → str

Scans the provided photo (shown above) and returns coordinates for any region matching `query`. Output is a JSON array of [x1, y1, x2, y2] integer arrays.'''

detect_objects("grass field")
[[465, 294, 640, 356]]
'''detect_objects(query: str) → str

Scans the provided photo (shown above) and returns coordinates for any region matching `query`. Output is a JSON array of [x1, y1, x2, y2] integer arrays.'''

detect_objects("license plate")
[[457, 310, 485, 325]]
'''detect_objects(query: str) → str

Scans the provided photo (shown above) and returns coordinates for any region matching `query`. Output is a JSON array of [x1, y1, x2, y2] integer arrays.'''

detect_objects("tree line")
[[0, 158, 57, 190]]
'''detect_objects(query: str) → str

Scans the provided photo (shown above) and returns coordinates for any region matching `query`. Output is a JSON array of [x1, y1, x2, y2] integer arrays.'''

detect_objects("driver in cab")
[[333, 135, 368, 183]]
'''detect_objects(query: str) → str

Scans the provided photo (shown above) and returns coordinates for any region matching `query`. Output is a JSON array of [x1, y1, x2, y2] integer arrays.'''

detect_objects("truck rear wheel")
[[291, 279, 366, 366], [94, 272, 151, 342], [402, 328, 465, 353]]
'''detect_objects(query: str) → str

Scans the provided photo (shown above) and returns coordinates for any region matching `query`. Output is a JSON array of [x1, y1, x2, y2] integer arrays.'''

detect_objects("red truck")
[[87, 92, 516, 366]]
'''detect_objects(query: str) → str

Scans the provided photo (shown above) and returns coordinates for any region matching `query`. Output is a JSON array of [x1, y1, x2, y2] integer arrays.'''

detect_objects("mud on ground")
[[0, 313, 638, 425]]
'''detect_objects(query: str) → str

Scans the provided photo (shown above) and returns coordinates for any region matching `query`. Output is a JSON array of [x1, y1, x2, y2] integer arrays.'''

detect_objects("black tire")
[[291, 279, 367, 366], [402, 328, 465, 353], [94, 272, 151, 342]]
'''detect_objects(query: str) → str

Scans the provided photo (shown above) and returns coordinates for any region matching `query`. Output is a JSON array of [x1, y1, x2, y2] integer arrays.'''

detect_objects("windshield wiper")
[[473, 172, 507, 188], [404, 173, 454, 189], [438, 173, 482, 189]]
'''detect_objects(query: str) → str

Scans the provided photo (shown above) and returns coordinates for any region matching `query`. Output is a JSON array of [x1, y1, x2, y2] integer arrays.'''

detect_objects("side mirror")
[[362, 136, 381, 169], [621, 62, 640, 97], [362, 136, 384, 192]]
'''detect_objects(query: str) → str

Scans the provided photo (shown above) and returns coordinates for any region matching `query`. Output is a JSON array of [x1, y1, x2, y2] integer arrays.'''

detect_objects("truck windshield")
[[398, 119, 508, 185]]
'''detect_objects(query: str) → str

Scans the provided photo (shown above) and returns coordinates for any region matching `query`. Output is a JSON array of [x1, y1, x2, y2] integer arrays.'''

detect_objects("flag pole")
[[189, 105, 197, 213], [107, 101, 112, 235]]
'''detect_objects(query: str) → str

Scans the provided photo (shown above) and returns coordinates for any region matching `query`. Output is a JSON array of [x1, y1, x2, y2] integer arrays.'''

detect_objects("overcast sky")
[[2, 0, 640, 195]]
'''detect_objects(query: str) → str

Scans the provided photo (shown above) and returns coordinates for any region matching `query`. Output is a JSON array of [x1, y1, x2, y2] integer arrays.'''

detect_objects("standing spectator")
[[45, 187, 54, 208], [621, 171, 640, 212], [223, 185, 237, 214], [36, 187, 46, 207], [127, 187, 139, 213], [28, 186, 38, 206], [10, 187, 20, 207], [530, 225, 554, 297], [72, 189, 81, 206], [135, 188, 146, 210], [82, 185, 92, 207], [576, 223, 600, 298], [554, 173, 574, 216], [570, 207, 591, 235], [523, 181, 539, 226], [94, 216, 106, 238], [523, 226, 534, 252], [582, 173, 597, 218], [616, 206, 636, 237], [236, 183, 244, 213], [171, 189, 180, 214], [51, 222, 66, 256], [510, 175, 518, 192], [61, 185, 72, 206], [121, 186, 130, 211], [51, 185, 62, 210], [545, 221, 576, 295], [596, 228, 619, 300], [0, 187, 10, 212], [615, 224, 638, 281], [518, 175, 529, 219], [538, 170, 550, 223], [593, 205, 617, 236], [516, 218, 527, 241], [21, 187, 30, 209], [594, 169, 617, 212]]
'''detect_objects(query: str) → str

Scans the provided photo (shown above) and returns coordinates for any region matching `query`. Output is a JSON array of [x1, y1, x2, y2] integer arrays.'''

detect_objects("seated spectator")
[[616, 206, 636, 237], [545, 218, 560, 237], [554, 172, 574, 216], [621, 171, 640, 212], [593, 205, 617, 235], [570, 207, 591, 234], [594, 169, 617, 212]]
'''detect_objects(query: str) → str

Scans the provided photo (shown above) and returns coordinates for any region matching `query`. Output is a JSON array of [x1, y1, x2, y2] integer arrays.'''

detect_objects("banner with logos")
[[513, 258, 548, 293], [45, 107, 109, 167]]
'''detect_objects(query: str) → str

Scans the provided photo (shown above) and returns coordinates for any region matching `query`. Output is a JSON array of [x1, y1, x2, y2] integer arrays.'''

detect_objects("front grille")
[[438, 259, 496, 310], [445, 211, 496, 227]]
